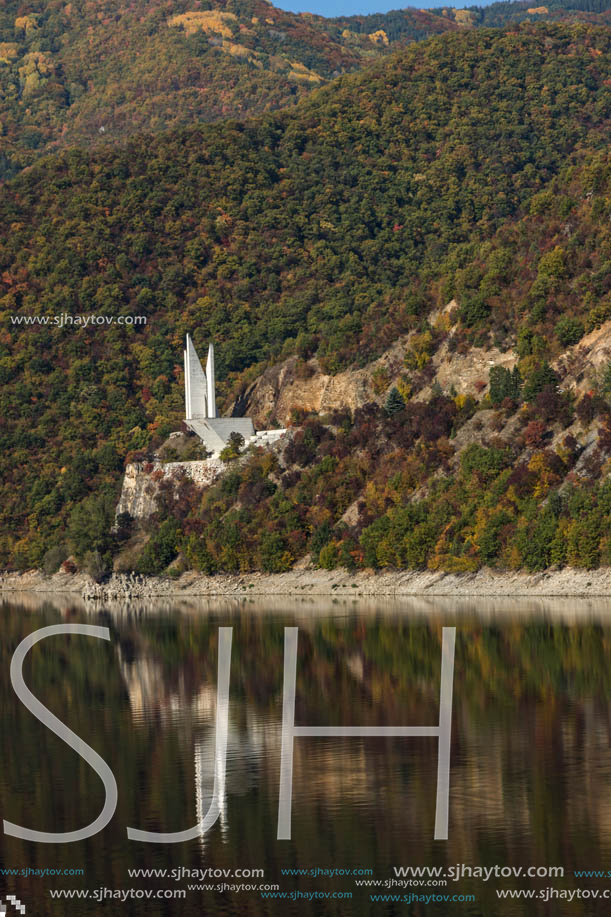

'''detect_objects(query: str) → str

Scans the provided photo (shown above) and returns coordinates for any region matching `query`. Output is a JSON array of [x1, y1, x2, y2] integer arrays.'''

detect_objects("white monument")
[[184, 335, 285, 456]]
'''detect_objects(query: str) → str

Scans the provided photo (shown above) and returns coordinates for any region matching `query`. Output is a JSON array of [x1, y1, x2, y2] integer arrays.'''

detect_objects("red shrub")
[[524, 420, 547, 447]]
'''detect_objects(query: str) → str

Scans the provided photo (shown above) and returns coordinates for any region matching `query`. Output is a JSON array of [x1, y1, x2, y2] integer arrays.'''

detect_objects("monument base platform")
[[186, 417, 255, 456]]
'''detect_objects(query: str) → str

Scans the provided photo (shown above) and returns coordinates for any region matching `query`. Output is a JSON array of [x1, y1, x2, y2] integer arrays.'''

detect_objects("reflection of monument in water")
[[118, 641, 381, 846], [117, 644, 282, 844], [194, 714, 284, 845], [119, 638, 601, 849], [183, 335, 285, 457]]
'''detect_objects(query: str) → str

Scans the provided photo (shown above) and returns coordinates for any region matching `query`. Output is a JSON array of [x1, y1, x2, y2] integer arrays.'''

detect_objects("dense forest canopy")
[[0, 0, 608, 178], [0, 22, 609, 574], [0, 0, 457, 178]]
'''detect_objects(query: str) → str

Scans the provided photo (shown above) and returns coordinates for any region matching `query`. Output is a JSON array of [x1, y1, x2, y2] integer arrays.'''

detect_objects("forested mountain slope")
[[0, 23, 609, 573], [1, 0, 609, 179], [0, 0, 457, 179]]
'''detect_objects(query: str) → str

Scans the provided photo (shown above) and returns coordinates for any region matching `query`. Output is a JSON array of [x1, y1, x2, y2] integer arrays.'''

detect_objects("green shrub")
[[489, 365, 521, 405], [460, 443, 510, 481], [319, 542, 339, 569], [137, 519, 179, 574], [555, 315, 584, 348], [523, 363, 558, 402], [459, 293, 490, 327]]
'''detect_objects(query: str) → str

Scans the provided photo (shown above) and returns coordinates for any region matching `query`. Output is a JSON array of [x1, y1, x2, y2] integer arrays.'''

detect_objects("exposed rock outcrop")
[[414, 341, 516, 402], [232, 354, 383, 428], [554, 319, 611, 396], [232, 302, 519, 425], [234, 314, 611, 429], [115, 458, 224, 520]]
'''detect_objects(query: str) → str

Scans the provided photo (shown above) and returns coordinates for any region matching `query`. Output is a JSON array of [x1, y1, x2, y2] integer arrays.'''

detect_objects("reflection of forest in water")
[[2, 595, 611, 914]]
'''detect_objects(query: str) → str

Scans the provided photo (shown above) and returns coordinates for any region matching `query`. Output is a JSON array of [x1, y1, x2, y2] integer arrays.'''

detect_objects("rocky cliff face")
[[231, 339, 410, 427], [118, 316, 611, 525], [232, 302, 517, 426], [233, 308, 611, 428], [116, 459, 224, 520], [555, 320, 611, 397]]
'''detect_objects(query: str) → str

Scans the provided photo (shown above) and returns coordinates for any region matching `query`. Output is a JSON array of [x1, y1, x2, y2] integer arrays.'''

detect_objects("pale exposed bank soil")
[[1, 566, 611, 600]]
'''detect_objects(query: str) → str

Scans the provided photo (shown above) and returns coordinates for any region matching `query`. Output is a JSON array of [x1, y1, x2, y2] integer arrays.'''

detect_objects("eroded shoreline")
[[1, 566, 610, 601]]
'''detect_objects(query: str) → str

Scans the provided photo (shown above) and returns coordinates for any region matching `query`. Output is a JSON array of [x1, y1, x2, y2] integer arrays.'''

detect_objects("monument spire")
[[206, 343, 216, 419], [184, 334, 207, 419], [183, 334, 285, 457]]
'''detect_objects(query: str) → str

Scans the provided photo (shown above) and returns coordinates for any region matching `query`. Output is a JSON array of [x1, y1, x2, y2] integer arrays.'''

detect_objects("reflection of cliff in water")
[[6, 591, 611, 622], [111, 614, 611, 853], [117, 645, 223, 724]]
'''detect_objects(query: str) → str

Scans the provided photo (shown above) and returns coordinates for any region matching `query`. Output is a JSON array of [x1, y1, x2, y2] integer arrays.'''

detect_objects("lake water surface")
[[2, 594, 611, 915]]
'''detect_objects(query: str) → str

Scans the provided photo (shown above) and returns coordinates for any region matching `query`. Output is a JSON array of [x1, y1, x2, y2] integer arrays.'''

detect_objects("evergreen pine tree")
[[385, 386, 405, 416]]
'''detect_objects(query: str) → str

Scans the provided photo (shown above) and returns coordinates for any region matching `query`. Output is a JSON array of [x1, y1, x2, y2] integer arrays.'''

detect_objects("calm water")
[[2, 594, 611, 915]]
